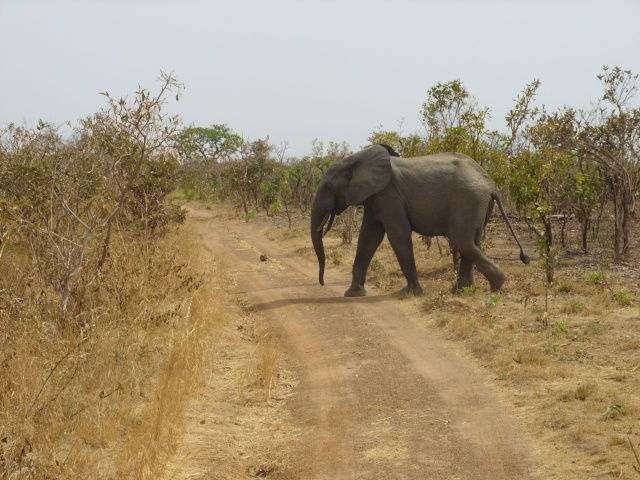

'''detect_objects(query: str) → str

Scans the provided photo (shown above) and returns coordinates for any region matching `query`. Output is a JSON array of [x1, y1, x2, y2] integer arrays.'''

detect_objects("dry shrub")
[[0, 225, 226, 479], [574, 383, 597, 401], [513, 348, 550, 366], [252, 331, 282, 401], [234, 323, 283, 404], [446, 315, 479, 340]]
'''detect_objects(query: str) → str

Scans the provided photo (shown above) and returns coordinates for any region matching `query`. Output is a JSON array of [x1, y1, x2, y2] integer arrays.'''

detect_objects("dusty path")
[[190, 207, 540, 479]]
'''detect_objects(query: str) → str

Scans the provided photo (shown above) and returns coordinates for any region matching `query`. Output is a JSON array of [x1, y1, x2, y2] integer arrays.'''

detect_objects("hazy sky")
[[1, 0, 639, 157]]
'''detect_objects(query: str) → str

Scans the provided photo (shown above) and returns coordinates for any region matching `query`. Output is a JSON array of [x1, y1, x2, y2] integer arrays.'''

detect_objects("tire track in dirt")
[[191, 208, 541, 479]]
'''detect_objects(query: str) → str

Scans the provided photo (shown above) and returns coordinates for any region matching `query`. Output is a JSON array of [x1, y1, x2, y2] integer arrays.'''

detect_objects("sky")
[[1, 0, 639, 157]]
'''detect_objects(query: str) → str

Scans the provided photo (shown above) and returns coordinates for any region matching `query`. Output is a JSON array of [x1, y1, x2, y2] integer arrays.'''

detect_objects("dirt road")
[[190, 207, 541, 479]]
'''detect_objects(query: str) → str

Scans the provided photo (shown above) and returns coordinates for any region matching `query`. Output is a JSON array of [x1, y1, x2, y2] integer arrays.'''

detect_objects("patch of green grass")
[[484, 294, 499, 308], [459, 284, 479, 295], [553, 320, 568, 335], [589, 271, 608, 285], [370, 258, 384, 271], [613, 289, 632, 306], [602, 403, 630, 420]]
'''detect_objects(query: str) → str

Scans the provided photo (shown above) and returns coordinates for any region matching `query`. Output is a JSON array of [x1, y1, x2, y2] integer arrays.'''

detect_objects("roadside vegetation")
[[0, 74, 234, 479], [1, 65, 639, 478], [179, 67, 639, 275]]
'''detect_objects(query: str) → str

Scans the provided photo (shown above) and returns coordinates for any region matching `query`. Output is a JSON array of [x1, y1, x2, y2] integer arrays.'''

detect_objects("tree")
[[0, 72, 185, 314], [82, 71, 183, 267], [500, 80, 610, 281], [368, 120, 427, 157], [223, 138, 276, 217], [420, 79, 492, 163], [173, 124, 243, 199], [527, 108, 607, 252], [572, 66, 640, 261], [501, 80, 568, 283], [174, 124, 243, 162]]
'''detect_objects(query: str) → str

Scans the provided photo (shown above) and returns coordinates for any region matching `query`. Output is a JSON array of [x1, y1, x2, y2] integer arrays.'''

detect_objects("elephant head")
[[311, 145, 395, 286]]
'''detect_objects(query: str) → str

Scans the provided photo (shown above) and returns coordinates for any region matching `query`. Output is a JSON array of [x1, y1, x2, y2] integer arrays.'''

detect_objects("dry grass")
[[0, 225, 227, 479], [10, 198, 629, 478], [162, 247, 296, 479]]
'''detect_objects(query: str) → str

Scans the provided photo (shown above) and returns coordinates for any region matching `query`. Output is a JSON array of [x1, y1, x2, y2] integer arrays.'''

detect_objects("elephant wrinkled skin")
[[310, 144, 530, 297]]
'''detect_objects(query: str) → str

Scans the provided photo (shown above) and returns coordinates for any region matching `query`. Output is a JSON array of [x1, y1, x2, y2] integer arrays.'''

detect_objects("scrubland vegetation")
[[0, 74, 223, 478], [1, 65, 639, 478], [180, 67, 639, 275]]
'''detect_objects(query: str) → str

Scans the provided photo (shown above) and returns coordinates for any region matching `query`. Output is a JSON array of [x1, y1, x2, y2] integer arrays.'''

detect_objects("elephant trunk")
[[311, 203, 333, 286]]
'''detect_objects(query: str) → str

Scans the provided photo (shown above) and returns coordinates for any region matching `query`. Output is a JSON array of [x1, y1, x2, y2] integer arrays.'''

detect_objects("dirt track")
[[189, 207, 541, 479]]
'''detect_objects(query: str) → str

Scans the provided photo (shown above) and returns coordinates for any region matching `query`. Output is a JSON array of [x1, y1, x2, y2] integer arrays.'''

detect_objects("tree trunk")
[[544, 218, 554, 284], [581, 217, 590, 252], [611, 183, 623, 262]]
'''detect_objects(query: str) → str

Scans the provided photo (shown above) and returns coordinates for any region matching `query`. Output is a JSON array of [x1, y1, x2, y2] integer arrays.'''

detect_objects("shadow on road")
[[249, 292, 398, 312]]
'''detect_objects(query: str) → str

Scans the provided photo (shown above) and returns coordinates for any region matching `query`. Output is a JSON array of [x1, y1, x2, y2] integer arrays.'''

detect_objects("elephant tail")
[[492, 193, 531, 265]]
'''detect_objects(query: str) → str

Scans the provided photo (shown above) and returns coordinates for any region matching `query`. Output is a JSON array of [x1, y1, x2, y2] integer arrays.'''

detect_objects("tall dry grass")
[[1, 225, 226, 479]]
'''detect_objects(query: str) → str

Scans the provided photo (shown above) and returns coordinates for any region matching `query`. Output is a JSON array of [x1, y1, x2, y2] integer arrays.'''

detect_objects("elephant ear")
[[344, 145, 393, 205]]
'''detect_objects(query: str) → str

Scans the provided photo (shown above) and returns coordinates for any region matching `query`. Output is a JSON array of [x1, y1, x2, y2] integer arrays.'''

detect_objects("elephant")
[[310, 144, 530, 297]]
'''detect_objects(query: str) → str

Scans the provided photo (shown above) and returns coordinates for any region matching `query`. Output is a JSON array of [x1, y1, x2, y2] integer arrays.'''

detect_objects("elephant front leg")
[[345, 213, 385, 297], [386, 225, 424, 297]]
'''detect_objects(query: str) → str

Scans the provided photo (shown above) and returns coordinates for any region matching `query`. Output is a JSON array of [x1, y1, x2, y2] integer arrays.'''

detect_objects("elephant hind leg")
[[475, 250, 507, 292], [489, 270, 508, 292], [453, 243, 507, 292], [452, 255, 475, 293]]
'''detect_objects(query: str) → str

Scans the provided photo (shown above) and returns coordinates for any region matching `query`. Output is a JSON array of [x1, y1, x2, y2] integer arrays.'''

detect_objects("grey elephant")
[[310, 144, 530, 297]]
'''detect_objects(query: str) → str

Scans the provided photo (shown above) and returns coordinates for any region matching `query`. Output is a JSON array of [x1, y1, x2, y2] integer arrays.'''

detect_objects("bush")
[[0, 73, 184, 314], [0, 72, 200, 477]]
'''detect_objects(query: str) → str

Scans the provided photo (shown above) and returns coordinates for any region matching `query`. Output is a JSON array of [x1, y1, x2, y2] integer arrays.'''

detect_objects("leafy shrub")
[[589, 271, 608, 285], [370, 258, 384, 271], [613, 289, 632, 306], [553, 321, 568, 335], [484, 293, 499, 308], [460, 284, 479, 295]]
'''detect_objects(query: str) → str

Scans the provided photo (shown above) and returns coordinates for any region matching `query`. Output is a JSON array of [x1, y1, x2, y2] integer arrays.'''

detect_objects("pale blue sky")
[[1, 0, 639, 156]]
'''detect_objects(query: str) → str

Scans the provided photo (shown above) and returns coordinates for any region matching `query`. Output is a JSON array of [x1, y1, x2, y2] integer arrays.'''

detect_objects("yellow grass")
[[1, 225, 227, 479]]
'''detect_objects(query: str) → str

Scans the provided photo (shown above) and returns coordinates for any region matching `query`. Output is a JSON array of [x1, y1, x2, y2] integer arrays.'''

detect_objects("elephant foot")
[[489, 272, 508, 292], [345, 285, 367, 297], [400, 283, 424, 297]]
